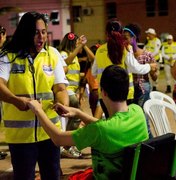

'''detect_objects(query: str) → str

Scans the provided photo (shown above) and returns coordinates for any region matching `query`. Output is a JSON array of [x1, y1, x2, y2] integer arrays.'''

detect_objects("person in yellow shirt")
[[59, 33, 95, 158], [92, 19, 157, 118], [144, 28, 161, 91], [161, 34, 176, 94]]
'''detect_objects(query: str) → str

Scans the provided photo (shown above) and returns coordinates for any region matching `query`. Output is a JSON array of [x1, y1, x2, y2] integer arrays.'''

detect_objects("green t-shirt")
[[72, 104, 149, 179]]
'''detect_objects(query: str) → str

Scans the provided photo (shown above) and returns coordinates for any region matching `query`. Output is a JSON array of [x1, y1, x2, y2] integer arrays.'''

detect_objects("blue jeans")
[[134, 82, 151, 107], [9, 139, 60, 180], [134, 82, 153, 138]]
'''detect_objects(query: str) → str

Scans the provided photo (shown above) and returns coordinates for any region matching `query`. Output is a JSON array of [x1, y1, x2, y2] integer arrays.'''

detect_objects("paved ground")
[[0, 69, 176, 179]]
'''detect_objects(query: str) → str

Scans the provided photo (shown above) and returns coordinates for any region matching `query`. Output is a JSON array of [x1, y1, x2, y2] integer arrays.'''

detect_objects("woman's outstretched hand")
[[27, 99, 42, 114], [53, 103, 78, 118]]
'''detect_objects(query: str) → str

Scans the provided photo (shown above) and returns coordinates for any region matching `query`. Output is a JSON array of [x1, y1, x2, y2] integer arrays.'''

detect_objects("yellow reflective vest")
[[2, 47, 61, 143], [95, 43, 134, 100], [144, 37, 161, 61], [61, 51, 80, 93], [162, 42, 176, 65]]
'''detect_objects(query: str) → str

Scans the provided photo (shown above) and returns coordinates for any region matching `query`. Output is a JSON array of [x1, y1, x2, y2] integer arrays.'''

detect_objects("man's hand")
[[14, 96, 31, 111]]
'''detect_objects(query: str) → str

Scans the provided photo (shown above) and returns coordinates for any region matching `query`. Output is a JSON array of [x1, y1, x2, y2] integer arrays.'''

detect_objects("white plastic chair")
[[150, 91, 175, 106], [143, 99, 176, 136]]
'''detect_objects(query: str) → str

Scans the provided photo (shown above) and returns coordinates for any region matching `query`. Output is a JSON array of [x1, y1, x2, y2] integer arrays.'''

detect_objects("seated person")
[[27, 65, 149, 179]]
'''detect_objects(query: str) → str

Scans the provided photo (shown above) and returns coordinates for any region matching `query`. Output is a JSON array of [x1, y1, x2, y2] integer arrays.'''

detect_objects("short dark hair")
[[100, 65, 129, 102]]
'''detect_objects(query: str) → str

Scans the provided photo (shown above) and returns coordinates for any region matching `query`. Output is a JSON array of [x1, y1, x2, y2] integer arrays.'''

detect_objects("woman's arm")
[[28, 100, 98, 146], [91, 59, 98, 78], [28, 100, 75, 146], [84, 45, 95, 62], [64, 35, 87, 65], [53, 102, 98, 124], [126, 51, 157, 74], [0, 78, 30, 110]]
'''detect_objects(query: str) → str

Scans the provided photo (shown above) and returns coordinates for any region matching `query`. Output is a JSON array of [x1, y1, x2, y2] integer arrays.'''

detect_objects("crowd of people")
[[0, 11, 176, 179]]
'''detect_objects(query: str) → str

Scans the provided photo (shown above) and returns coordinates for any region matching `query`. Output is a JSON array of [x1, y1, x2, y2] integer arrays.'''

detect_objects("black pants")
[[9, 139, 60, 180]]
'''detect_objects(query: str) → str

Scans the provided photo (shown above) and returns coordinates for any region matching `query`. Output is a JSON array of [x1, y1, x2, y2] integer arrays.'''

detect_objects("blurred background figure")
[[144, 28, 161, 91], [0, 25, 8, 160], [161, 34, 176, 95], [79, 44, 100, 116], [0, 26, 6, 49], [59, 32, 95, 158]]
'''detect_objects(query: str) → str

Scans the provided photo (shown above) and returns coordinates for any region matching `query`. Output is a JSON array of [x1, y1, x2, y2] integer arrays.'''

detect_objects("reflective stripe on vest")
[[14, 92, 54, 100], [66, 56, 80, 92], [4, 117, 59, 128], [163, 43, 176, 64], [145, 38, 160, 61], [68, 80, 79, 86], [68, 69, 80, 74]]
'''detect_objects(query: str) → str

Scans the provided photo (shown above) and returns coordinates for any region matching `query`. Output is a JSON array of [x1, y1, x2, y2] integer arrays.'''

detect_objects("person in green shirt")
[[27, 65, 149, 179]]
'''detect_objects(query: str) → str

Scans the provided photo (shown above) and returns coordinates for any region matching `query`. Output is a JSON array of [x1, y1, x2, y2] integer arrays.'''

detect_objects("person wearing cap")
[[144, 28, 161, 91], [92, 18, 157, 118], [161, 34, 176, 96]]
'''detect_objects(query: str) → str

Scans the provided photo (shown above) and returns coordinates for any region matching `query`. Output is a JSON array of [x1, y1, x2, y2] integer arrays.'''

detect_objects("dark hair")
[[124, 23, 141, 42], [100, 65, 129, 101], [90, 44, 100, 55], [106, 18, 126, 65], [58, 32, 78, 53], [0, 11, 48, 58]]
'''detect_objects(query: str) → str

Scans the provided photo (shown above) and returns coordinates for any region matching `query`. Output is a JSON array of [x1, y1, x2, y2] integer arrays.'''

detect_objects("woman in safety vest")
[[58, 32, 95, 158], [0, 12, 69, 180]]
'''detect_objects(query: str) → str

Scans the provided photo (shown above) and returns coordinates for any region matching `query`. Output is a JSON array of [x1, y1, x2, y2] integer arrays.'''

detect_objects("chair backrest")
[[143, 99, 176, 136], [91, 148, 125, 179], [91, 133, 176, 180], [123, 133, 176, 180], [150, 91, 175, 106]]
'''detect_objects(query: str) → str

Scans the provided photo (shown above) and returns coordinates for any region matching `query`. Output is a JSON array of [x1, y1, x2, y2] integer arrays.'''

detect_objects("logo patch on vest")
[[11, 63, 25, 74], [43, 65, 53, 76]]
